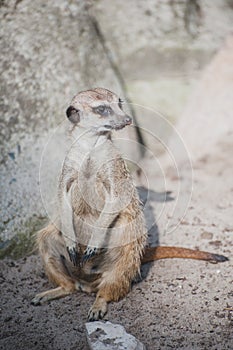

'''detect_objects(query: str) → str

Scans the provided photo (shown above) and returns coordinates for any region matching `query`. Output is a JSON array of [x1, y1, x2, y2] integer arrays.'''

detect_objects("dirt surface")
[[0, 135, 232, 350]]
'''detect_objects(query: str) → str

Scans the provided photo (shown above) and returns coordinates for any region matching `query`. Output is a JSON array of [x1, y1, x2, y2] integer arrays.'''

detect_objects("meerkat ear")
[[66, 106, 80, 124]]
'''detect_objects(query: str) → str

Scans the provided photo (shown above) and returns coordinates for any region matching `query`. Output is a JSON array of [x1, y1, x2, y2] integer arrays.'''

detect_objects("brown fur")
[[32, 88, 228, 321]]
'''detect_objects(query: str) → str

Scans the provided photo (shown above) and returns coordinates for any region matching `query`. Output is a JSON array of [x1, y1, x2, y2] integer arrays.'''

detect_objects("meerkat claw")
[[81, 247, 97, 265], [88, 297, 108, 321], [67, 246, 79, 266]]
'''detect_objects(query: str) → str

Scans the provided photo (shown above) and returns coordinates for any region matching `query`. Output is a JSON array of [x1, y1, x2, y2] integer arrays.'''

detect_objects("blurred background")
[[0, 0, 233, 257]]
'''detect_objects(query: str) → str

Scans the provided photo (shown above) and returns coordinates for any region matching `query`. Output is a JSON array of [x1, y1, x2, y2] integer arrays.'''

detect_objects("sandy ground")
[[0, 134, 232, 350]]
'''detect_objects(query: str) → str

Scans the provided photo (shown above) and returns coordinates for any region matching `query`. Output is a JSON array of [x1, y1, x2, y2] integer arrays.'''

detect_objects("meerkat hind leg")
[[32, 224, 76, 305], [31, 285, 75, 305], [31, 256, 76, 305]]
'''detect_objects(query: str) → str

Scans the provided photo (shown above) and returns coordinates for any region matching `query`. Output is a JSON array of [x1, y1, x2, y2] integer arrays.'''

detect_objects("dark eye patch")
[[93, 105, 113, 117]]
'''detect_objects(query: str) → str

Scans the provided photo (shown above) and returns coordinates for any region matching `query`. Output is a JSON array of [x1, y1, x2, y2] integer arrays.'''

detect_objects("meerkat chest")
[[78, 155, 111, 205]]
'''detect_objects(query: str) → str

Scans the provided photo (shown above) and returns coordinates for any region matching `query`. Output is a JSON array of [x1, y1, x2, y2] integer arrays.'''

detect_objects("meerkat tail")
[[142, 246, 229, 264]]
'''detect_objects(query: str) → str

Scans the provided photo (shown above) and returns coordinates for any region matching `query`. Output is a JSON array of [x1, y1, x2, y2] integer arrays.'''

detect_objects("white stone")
[[85, 321, 146, 350]]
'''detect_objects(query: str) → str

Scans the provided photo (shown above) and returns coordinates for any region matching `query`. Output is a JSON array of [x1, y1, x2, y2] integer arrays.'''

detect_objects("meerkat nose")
[[124, 116, 132, 125]]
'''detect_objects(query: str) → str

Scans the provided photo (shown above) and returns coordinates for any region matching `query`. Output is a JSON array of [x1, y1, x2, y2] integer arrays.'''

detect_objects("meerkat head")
[[66, 88, 132, 134]]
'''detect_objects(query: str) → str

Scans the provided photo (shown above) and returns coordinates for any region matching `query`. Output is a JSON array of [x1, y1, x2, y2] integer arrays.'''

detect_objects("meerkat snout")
[[106, 115, 132, 131], [124, 116, 132, 125]]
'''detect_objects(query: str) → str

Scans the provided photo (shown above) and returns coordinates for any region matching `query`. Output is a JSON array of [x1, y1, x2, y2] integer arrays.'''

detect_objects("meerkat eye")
[[96, 106, 106, 113], [118, 98, 124, 109], [93, 105, 112, 116]]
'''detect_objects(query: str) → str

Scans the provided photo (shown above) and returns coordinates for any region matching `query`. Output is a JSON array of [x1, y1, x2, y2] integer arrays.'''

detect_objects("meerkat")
[[32, 88, 228, 321]]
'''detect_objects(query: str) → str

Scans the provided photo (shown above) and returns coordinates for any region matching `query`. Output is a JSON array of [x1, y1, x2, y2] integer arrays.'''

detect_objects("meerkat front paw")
[[88, 297, 108, 321], [81, 246, 97, 265], [66, 246, 79, 266]]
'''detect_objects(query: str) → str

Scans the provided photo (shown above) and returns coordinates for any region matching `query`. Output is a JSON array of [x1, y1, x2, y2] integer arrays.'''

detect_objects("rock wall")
[[92, 0, 233, 157], [169, 35, 233, 163], [93, 0, 233, 79]]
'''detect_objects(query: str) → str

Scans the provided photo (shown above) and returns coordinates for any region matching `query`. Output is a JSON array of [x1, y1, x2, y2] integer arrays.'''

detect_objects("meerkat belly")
[[70, 174, 105, 236]]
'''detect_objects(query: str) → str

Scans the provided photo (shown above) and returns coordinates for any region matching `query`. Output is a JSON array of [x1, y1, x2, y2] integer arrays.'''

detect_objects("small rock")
[[8, 152, 15, 160], [209, 240, 222, 247], [193, 216, 201, 224], [200, 231, 213, 240], [85, 321, 146, 350]]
